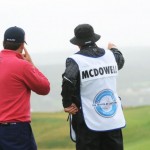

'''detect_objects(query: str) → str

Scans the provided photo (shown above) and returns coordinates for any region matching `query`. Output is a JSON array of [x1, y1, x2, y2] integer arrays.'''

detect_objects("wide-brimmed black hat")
[[70, 24, 101, 45]]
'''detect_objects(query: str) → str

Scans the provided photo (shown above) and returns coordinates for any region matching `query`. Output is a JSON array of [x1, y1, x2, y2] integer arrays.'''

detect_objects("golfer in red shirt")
[[0, 26, 50, 150]]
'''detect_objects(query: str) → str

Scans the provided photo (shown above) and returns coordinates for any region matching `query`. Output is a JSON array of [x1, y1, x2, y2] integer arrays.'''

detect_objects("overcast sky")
[[0, 0, 150, 53]]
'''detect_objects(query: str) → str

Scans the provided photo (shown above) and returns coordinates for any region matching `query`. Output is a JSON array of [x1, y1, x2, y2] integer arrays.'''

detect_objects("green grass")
[[31, 106, 150, 150], [32, 112, 75, 150], [123, 106, 150, 150]]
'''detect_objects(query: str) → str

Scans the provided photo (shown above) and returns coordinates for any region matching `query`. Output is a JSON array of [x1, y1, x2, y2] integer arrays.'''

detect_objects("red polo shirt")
[[0, 50, 50, 122]]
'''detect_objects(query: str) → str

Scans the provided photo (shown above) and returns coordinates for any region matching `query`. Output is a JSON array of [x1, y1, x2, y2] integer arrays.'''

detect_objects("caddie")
[[61, 24, 126, 150]]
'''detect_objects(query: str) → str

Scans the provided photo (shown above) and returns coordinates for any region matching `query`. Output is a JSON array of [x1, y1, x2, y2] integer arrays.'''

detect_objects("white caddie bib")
[[69, 49, 126, 131]]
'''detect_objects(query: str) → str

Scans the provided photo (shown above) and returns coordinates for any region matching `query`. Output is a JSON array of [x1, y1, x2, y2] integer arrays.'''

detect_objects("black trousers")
[[72, 112, 124, 150], [0, 122, 37, 150]]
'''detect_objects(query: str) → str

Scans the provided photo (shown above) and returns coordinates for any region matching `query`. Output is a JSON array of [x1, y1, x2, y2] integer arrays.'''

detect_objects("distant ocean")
[[30, 47, 150, 112]]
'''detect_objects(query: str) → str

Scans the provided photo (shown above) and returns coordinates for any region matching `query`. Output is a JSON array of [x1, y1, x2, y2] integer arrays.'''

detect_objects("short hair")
[[3, 41, 22, 50]]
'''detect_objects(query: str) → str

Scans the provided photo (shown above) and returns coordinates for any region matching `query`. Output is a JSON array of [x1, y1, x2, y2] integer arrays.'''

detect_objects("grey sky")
[[0, 0, 150, 53]]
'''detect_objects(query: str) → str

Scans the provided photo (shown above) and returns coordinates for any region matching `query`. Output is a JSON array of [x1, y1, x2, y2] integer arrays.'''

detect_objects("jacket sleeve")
[[61, 78, 75, 107], [22, 63, 50, 95], [61, 58, 79, 108], [110, 48, 125, 70]]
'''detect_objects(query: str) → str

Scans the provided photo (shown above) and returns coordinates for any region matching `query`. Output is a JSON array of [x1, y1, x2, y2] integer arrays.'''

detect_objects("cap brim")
[[24, 41, 27, 45]]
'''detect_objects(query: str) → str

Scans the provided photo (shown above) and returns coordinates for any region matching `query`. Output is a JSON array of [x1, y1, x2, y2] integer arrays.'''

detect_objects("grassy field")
[[31, 106, 150, 150]]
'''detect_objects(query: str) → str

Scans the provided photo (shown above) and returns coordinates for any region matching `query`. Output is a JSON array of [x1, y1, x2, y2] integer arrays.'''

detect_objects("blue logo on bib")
[[93, 89, 117, 117]]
